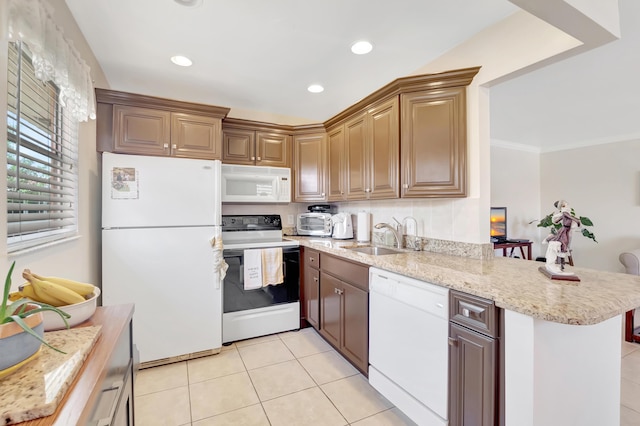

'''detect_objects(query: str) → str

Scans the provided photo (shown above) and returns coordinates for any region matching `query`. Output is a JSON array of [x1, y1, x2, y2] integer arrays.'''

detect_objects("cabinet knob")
[[257, 156, 262, 161], [172, 144, 177, 149], [402, 184, 409, 189], [321, 193, 325, 197], [334, 288, 344, 295], [448, 337, 458, 347], [365, 188, 371, 193], [163, 143, 169, 149], [313, 277, 318, 282], [251, 156, 256, 161], [462, 308, 470, 317], [340, 191, 344, 195], [309, 257, 315, 262]]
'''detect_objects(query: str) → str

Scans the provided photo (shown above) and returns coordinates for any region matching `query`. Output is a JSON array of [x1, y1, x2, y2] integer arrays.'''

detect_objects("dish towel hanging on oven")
[[243, 249, 263, 290], [261, 248, 284, 286]]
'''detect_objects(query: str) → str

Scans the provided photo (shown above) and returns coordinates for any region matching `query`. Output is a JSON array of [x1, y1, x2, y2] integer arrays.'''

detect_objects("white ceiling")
[[64, 0, 637, 151], [490, 0, 639, 151], [64, 0, 517, 123]]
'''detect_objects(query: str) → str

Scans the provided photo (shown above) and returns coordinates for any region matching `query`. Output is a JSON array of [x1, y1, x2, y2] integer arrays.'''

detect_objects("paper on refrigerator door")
[[243, 249, 263, 290]]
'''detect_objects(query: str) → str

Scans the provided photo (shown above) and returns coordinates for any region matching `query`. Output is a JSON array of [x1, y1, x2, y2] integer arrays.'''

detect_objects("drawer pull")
[[436, 303, 444, 309], [96, 380, 124, 426], [448, 337, 458, 347], [462, 308, 470, 317]]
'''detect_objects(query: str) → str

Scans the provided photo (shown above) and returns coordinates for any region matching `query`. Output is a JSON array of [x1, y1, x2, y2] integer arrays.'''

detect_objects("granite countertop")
[[0, 326, 102, 425], [288, 236, 640, 326]]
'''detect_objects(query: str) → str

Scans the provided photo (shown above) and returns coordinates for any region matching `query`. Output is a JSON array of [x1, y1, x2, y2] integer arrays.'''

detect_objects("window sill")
[[8, 234, 82, 257]]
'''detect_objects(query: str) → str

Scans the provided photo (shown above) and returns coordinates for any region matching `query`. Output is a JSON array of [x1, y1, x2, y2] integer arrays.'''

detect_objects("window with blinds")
[[6, 41, 79, 252]]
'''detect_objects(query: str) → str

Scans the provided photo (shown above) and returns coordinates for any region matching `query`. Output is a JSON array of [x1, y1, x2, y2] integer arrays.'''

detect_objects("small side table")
[[494, 241, 532, 260]]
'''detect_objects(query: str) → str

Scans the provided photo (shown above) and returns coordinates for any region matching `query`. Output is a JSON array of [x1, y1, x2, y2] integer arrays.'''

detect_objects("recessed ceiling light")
[[171, 55, 193, 67], [174, 0, 203, 6], [307, 84, 324, 93], [351, 40, 373, 55]]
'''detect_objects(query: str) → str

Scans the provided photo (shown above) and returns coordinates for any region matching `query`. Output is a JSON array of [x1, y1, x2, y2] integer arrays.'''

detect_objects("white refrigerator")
[[101, 152, 223, 365]]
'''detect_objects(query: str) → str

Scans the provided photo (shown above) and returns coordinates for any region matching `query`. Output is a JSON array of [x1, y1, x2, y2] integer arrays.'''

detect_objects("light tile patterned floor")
[[134, 327, 415, 426], [134, 328, 640, 426]]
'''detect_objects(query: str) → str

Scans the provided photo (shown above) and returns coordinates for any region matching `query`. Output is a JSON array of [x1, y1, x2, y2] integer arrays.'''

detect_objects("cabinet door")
[[171, 113, 222, 160], [222, 128, 255, 165], [401, 87, 466, 198], [449, 323, 496, 426], [341, 281, 369, 374], [304, 265, 320, 330], [257, 132, 290, 167], [113, 105, 171, 156], [369, 97, 399, 199], [319, 272, 342, 349], [293, 133, 326, 202], [345, 113, 368, 200], [327, 125, 346, 201]]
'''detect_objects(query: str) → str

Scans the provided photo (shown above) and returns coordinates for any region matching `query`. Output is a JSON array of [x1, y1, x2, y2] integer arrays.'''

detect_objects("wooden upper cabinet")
[[401, 87, 467, 197], [257, 132, 290, 167], [293, 131, 326, 202], [222, 128, 255, 165], [327, 125, 346, 201], [113, 105, 171, 156], [96, 89, 229, 160], [330, 96, 399, 201], [171, 112, 223, 160], [221, 119, 291, 167], [369, 97, 399, 199], [345, 113, 367, 200]]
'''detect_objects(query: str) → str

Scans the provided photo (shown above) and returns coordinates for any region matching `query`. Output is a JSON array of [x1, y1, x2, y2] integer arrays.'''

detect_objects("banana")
[[7, 291, 23, 302], [19, 282, 66, 307], [23, 270, 85, 306], [30, 272, 95, 297]]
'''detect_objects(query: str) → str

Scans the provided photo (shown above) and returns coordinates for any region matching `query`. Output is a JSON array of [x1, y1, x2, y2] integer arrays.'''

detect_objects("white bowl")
[[42, 287, 100, 331]]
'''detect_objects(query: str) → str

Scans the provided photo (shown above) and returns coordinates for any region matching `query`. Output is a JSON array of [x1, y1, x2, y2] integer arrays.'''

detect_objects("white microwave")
[[221, 164, 291, 203]]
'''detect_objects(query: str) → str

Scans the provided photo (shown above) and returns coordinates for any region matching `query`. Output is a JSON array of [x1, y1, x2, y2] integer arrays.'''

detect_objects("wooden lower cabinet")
[[303, 248, 321, 329], [318, 253, 369, 375], [449, 290, 501, 426], [448, 323, 497, 426]]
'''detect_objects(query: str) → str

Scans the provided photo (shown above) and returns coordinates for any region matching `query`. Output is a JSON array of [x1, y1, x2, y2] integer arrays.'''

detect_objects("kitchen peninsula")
[[292, 236, 640, 425]]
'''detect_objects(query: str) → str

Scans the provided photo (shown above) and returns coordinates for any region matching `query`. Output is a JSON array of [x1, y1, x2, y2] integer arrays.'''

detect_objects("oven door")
[[222, 247, 300, 313]]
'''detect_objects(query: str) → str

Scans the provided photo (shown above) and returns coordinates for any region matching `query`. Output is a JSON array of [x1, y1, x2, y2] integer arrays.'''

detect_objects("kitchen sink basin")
[[347, 246, 402, 255]]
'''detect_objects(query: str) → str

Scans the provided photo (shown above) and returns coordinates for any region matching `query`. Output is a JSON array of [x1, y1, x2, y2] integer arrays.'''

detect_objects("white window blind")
[[6, 41, 79, 251]]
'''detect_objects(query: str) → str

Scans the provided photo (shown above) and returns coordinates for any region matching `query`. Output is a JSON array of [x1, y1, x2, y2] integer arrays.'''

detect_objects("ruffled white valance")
[[7, 0, 96, 122]]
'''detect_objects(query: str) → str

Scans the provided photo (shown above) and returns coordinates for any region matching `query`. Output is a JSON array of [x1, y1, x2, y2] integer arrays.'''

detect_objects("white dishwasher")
[[369, 267, 450, 426]]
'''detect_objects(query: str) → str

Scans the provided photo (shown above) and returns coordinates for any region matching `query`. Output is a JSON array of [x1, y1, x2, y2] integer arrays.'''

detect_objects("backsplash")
[[226, 199, 494, 260]]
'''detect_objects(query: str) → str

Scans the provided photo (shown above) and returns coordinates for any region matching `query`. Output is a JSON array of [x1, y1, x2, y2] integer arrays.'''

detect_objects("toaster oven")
[[297, 213, 332, 236]]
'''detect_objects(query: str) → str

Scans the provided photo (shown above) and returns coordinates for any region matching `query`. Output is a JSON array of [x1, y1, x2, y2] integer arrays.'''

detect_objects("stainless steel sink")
[[347, 246, 402, 255]]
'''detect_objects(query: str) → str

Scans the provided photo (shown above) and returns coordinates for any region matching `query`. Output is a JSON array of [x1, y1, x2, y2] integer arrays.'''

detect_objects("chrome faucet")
[[374, 223, 402, 249]]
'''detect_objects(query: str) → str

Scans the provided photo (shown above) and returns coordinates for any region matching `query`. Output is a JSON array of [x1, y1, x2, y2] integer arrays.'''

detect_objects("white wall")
[[540, 138, 640, 272], [490, 144, 542, 258], [491, 138, 640, 272], [0, 0, 108, 290]]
